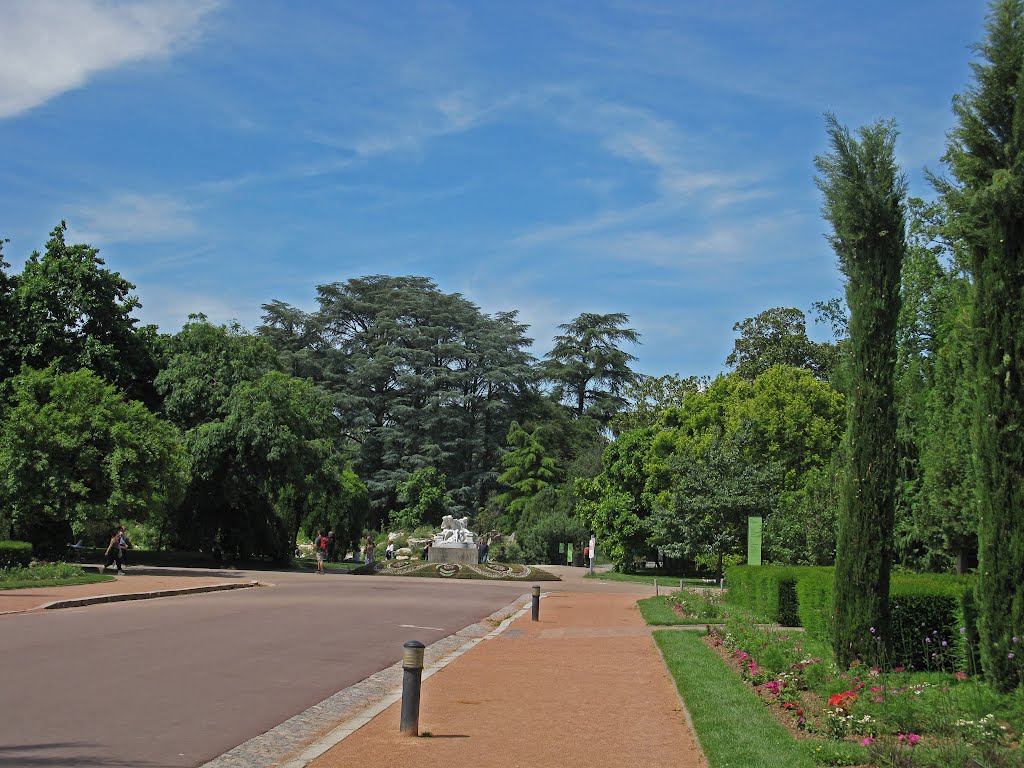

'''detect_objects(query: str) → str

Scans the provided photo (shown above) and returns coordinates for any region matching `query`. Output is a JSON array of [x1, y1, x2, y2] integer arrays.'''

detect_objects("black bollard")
[[531, 585, 540, 621], [400, 640, 425, 736]]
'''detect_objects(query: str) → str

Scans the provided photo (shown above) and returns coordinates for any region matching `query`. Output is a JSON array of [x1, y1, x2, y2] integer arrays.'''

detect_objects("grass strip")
[[0, 574, 114, 590], [638, 596, 711, 625], [586, 570, 722, 588], [654, 629, 815, 768]]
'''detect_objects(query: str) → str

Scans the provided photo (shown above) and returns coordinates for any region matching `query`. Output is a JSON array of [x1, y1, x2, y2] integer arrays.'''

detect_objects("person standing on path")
[[364, 536, 375, 566], [101, 528, 125, 575], [479, 538, 489, 563]]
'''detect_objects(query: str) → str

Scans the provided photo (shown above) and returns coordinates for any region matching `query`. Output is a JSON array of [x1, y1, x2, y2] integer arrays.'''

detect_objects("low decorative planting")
[[654, 629, 816, 768], [701, 601, 1023, 767], [359, 560, 560, 580], [0, 562, 112, 589], [638, 589, 731, 625]]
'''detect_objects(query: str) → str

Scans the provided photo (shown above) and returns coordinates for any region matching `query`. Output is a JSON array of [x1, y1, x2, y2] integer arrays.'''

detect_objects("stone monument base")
[[428, 542, 480, 564]]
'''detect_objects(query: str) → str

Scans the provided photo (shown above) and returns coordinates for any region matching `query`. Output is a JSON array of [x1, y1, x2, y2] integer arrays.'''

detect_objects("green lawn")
[[638, 595, 725, 625], [585, 570, 722, 588], [653, 630, 819, 768], [0, 574, 115, 589]]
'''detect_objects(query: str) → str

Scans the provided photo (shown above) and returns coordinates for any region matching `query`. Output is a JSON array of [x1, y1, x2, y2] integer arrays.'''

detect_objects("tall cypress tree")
[[941, 0, 1024, 692], [816, 115, 907, 667]]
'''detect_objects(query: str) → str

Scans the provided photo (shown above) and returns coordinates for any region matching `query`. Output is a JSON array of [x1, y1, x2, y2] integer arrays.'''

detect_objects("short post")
[[680, 579, 684, 590], [400, 640, 425, 736], [655, 577, 659, 596], [531, 585, 540, 621]]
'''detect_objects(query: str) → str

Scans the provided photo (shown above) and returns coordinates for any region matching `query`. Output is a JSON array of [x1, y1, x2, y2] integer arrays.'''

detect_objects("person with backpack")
[[313, 530, 327, 574]]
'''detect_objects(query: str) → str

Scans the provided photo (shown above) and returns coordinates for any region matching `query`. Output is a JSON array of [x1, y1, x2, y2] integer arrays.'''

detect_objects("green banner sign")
[[566, 542, 573, 564], [748, 516, 763, 566]]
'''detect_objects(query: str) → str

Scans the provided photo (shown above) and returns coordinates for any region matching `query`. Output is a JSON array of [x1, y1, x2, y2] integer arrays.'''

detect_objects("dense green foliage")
[[0, 366, 187, 556], [726, 565, 980, 674], [816, 115, 907, 667], [941, 0, 1024, 693], [260, 275, 538, 526], [726, 307, 837, 381], [0, 540, 32, 569]]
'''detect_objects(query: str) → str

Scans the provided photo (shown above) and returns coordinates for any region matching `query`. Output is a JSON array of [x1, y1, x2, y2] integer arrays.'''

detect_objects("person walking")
[[313, 530, 327, 573], [479, 538, 489, 563], [101, 528, 125, 575], [326, 531, 336, 562], [117, 525, 131, 571]]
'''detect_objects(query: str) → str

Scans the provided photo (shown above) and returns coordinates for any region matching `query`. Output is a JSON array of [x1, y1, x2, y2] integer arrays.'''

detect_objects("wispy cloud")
[[0, 0, 220, 119], [70, 192, 197, 244]]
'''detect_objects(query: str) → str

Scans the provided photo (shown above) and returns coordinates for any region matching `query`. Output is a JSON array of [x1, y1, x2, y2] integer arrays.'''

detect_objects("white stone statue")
[[436, 514, 476, 544]]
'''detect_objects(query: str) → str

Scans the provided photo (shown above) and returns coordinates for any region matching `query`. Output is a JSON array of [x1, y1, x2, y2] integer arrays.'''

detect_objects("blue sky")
[[0, 1, 985, 378]]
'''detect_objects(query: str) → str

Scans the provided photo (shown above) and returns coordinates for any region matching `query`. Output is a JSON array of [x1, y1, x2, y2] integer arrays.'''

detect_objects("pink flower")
[[861, 737, 875, 746]]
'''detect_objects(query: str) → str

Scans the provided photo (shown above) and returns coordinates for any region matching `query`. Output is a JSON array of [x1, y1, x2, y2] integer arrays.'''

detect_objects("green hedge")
[[725, 565, 978, 672], [0, 541, 33, 569], [725, 565, 824, 627]]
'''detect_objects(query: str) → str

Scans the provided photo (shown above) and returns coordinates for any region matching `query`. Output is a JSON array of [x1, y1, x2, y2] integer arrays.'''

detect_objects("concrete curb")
[[36, 580, 262, 610]]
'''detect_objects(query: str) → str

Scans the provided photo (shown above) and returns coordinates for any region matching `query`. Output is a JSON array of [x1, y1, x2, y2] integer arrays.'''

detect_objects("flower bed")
[[699, 594, 1023, 766]]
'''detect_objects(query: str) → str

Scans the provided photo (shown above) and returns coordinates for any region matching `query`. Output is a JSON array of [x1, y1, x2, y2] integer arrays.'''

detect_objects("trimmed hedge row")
[[725, 565, 978, 672], [0, 541, 33, 569]]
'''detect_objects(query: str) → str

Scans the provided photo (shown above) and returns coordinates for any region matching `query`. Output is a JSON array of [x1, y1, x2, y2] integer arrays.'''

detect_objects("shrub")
[[0, 540, 33, 569]]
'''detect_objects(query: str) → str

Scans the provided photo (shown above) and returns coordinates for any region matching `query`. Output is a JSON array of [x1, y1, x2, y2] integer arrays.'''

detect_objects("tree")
[[816, 114, 907, 667], [726, 307, 838, 380], [575, 426, 658, 569], [0, 366, 187, 552], [10, 223, 160, 406], [0, 239, 17, 382], [940, 0, 1024, 691], [609, 373, 704, 435], [262, 276, 537, 525], [649, 430, 778, 580], [182, 371, 365, 561], [393, 467, 449, 532], [540, 312, 640, 422], [156, 316, 281, 430], [495, 421, 559, 530]]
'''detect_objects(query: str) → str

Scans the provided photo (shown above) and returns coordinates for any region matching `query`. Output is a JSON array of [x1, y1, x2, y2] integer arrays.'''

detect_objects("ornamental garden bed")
[[354, 560, 560, 580], [650, 589, 1023, 767]]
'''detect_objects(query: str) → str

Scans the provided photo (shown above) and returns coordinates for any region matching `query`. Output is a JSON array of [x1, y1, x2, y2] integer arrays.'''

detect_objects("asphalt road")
[[0, 570, 531, 768]]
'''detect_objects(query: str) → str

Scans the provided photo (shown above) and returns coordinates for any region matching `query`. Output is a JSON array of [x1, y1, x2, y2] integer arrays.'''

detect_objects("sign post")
[[747, 516, 763, 566]]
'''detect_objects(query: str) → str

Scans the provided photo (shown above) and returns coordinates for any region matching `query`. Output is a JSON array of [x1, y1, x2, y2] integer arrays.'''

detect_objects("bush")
[[0, 540, 33, 569], [725, 565, 979, 672], [725, 565, 822, 627], [492, 539, 523, 563], [1, 561, 88, 581]]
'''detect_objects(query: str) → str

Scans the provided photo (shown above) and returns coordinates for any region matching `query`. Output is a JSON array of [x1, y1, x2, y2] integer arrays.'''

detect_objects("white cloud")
[[0, 0, 220, 119], [70, 192, 196, 243]]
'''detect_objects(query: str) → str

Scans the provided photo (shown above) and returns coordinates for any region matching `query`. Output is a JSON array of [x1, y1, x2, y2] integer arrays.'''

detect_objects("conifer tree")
[[941, 0, 1024, 691], [816, 115, 907, 667]]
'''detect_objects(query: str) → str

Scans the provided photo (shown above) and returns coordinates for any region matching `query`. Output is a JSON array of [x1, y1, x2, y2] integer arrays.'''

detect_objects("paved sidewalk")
[[0, 566, 258, 614], [301, 586, 708, 768]]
